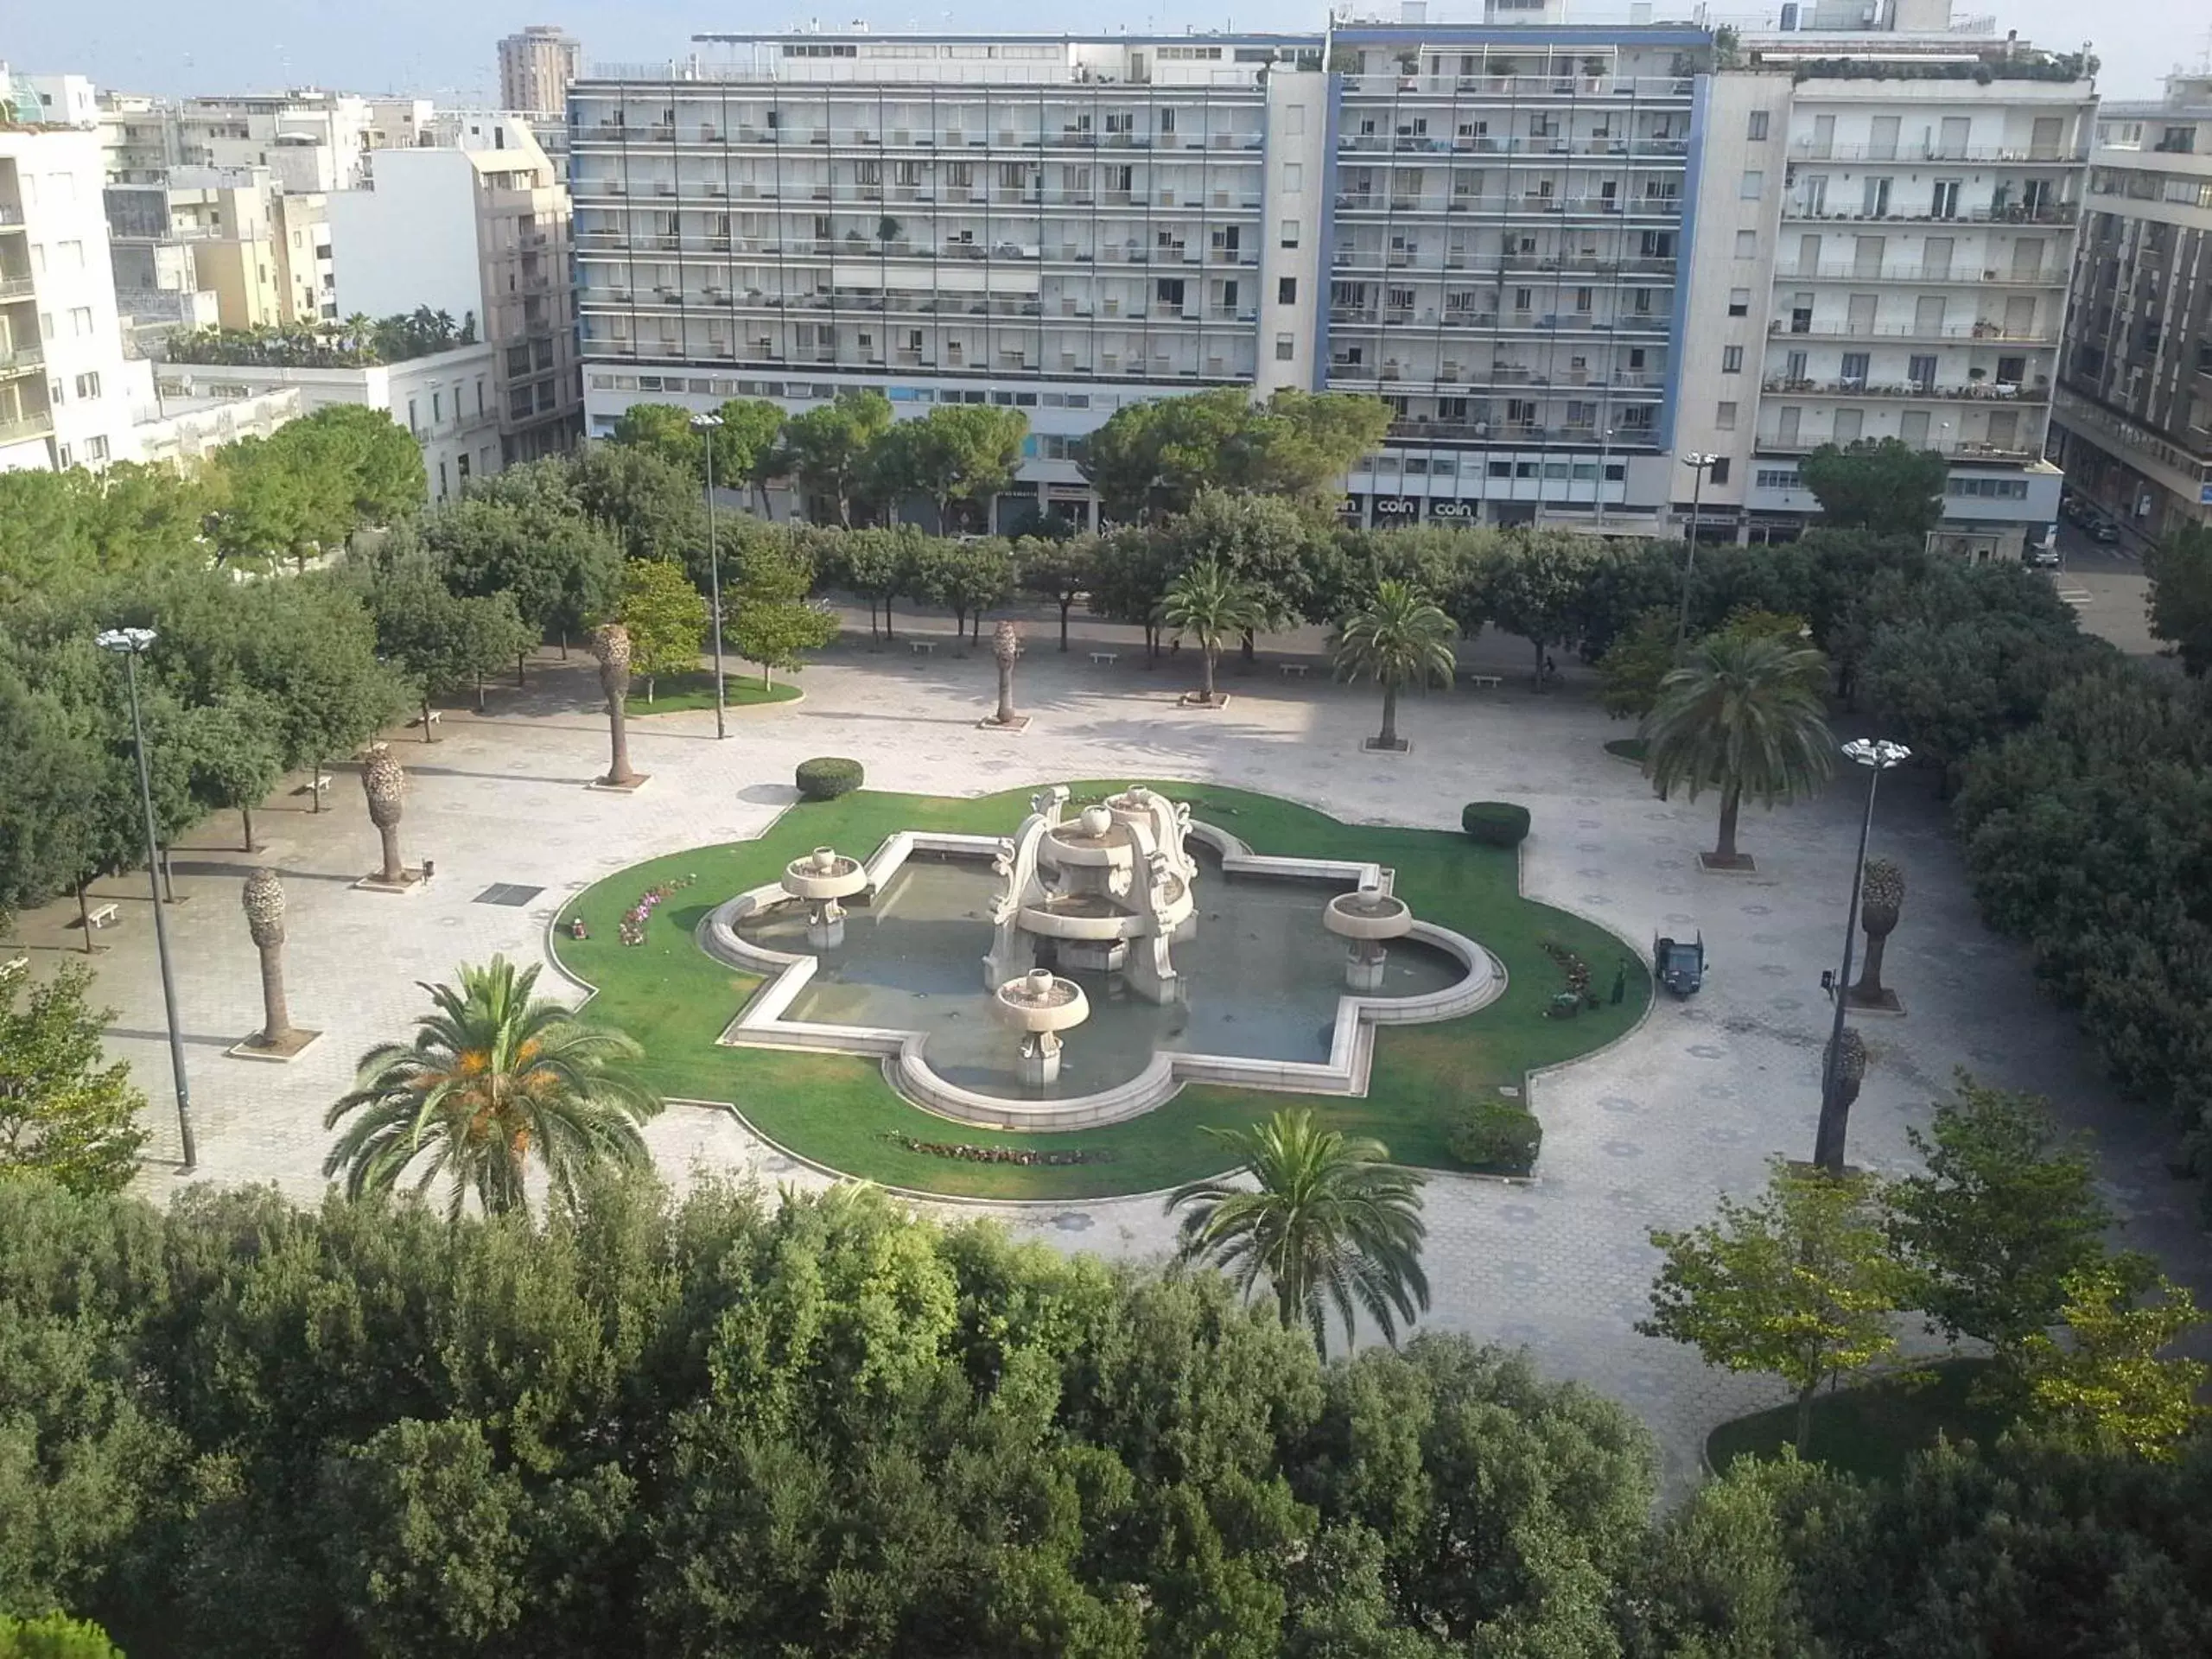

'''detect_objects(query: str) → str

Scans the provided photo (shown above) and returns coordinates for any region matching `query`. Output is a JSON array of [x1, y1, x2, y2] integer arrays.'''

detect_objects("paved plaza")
[[16, 610, 2209, 1495]]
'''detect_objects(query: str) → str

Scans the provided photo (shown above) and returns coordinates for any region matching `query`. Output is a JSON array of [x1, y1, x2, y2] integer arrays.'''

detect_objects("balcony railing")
[[0, 341, 45, 374], [1777, 262, 2065, 285], [1760, 377, 2050, 404], [1790, 143, 2087, 164], [0, 410, 54, 445], [1338, 73, 1694, 100], [1766, 321, 2059, 343], [1779, 200, 2079, 226], [1758, 434, 2041, 461], [0, 205, 24, 227], [0, 275, 35, 302]]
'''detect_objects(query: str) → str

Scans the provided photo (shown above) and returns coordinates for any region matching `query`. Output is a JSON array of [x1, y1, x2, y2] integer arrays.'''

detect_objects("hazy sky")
[[5, 2, 2185, 105]]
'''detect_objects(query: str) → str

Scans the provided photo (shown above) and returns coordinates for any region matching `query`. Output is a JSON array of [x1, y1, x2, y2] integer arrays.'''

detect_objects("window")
[[69, 306, 93, 336], [86, 435, 108, 462], [1840, 352, 1870, 383], [1746, 110, 1770, 142], [55, 444, 72, 467], [1727, 288, 1750, 316], [1740, 169, 1764, 200], [73, 372, 99, 399], [1721, 345, 1743, 373], [1283, 163, 1303, 194], [1275, 333, 1296, 361], [432, 391, 443, 423], [1277, 276, 1297, 305], [1280, 219, 1300, 248], [1708, 458, 1730, 484], [1736, 229, 1758, 258], [1716, 400, 1737, 429]]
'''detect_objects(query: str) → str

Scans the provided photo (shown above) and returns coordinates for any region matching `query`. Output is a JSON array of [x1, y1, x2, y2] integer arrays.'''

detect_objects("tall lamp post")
[[95, 627, 197, 1173], [1675, 451, 1720, 650], [690, 411, 728, 741], [1812, 737, 1911, 1176]]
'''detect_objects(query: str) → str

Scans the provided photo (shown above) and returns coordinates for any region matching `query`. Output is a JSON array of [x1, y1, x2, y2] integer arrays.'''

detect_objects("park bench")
[[86, 903, 120, 930], [1279, 662, 1310, 679], [1090, 651, 1120, 666], [1464, 673, 1502, 690], [910, 639, 937, 657]]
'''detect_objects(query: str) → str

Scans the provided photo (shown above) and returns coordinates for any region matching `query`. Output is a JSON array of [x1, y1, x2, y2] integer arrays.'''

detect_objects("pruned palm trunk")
[[995, 663, 1014, 724], [607, 700, 636, 786], [257, 941, 293, 1041], [1377, 682, 1401, 748], [1200, 647, 1218, 703], [1857, 929, 1891, 999], [378, 823, 404, 885], [1714, 785, 1743, 864]]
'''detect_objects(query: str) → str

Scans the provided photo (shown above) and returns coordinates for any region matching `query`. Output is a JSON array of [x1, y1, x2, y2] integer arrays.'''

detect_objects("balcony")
[[0, 340, 47, 376], [1758, 434, 2041, 462], [0, 205, 22, 228], [1760, 377, 2050, 404], [1767, 320, 2058, 344], [1338, 72, 1694, 102], [1778, 199, 2079, 226], [0, 275, 35, 302], [1777, 262, 2065, 285], [1789, 143, 2087, 164], [0, 410, 54, 446]]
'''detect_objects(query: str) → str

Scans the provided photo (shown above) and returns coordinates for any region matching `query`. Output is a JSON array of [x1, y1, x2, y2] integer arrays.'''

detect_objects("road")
[[2040, 519, 2159, 656]]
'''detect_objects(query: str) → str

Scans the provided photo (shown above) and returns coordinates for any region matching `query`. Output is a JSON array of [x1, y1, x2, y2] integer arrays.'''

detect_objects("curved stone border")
[[697, 818, 1505, 1133]]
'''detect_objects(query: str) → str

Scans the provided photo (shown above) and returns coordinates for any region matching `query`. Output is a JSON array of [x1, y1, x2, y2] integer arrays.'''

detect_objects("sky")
[[3, 1, 2186, 106]]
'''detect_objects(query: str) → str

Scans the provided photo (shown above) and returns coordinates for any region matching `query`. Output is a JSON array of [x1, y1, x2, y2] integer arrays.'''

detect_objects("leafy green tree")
[[2020, 1260, 2209, 1459], [778, 390, 893, 527], [1596, 607, 1679, 721], [0, 959, 148, 1194], [1643, 1159, 1906, 1451], [1222, 390, 1393, 509], [1475, 531, 1601, 683], [728, 535, 838, 685], [821, 524, 922, 642], [1799, 438, 1948, 537], [359, 545, 532, 731], [1166, 1108, 1429, 1357], [323, 956, 661, 1217], [236, 575, 407, 799], [615, 558, 707, 702], [277, 402, 427, 530], [1016, 533, 1096, 651], [1085, 526, 1178, 660], [207, 435, 314, 568], [1641, 632, 1834, 866], [1079, 389, 1389, 523], [1620, 1452, 1828, 1659], [873, 404, 1027, 533], [567, 442, 707, 566], [1160, 490, 1319, 658], [1883, 1076, 2112, 1366], [2144, 521, 2212, 676], [609, 402, 704, 473], [1331, 580, 1457, 749], [424, 473, 624, 663], [909, 535, 1014, 642], [0, 1612, 127, 1657], [706, 397, 789, 510], [180, 690, 285, 849], [1160, 560, 1262, 704]]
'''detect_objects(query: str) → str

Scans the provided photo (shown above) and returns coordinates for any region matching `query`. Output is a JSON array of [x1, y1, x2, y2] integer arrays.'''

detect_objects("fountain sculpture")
[[779, 846, 868, 950], [991, 967, 1090, 1086], [983, 785, 1198, 1004], [1323, 881, 1414, 992]]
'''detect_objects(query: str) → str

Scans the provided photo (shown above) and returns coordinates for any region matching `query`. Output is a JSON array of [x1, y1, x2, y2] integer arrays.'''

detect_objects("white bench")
[[1090, 651, 1120, 666], [1465, 673, 1503, 690], [909, 639, 937, 657], [310, 772, 334, 793], [1279, 662, 1310, 679], [86, 903, 119, 930]]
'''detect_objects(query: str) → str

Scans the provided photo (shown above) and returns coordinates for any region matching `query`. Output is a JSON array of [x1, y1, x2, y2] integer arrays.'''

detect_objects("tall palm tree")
[[322, 956, 661, 1217], [1641, 631, 1834, 868], [1160, 560, 1262, 705], [1332, 580, 1459, 750], [1166, 1109, 1429, 1357]]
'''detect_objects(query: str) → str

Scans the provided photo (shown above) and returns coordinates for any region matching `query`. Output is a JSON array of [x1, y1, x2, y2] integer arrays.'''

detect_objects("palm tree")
[[1640, 632, 1834, 868], [1166, 1109, 1429, 1357], [322, 956, 661, 1217], [1332, 580, 1459, 750], [591, 622, 642, 787], [1160, 560, 1262, 705]]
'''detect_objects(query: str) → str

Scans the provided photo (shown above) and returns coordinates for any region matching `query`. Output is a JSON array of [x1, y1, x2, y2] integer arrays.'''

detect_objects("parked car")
[[2028, 545, 2061, 568], [2091, 520, 2121, 544]]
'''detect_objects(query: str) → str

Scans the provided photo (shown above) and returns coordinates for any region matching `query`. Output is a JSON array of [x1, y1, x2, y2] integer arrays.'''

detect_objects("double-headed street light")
[[1675, 452, 1722, 650], [690, 411, 728, 741], [95, 626, 197, 1173], [1812, 737, 1911, 1176]]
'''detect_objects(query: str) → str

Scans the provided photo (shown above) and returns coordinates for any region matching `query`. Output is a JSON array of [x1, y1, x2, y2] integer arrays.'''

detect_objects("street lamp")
[[690, 412, 728, 741], [1596, 426, 1616, 529], [1812, 736, 1911, 1176], [94, 626, 197, 1173], [1675, 452, 1721, 650]]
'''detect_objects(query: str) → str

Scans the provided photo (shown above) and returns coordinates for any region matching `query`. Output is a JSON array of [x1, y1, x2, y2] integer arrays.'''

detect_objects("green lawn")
[[1604, 737, 1649, 764], [1706, 1359, 2013, 1483], [626, 671, 801, 715], [552, 782, 1649, 1199]]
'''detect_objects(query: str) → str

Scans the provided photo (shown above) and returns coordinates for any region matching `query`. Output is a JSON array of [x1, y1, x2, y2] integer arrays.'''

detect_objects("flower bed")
[[887, 1133, 1114, 1166], [620, 874, 696, 947]]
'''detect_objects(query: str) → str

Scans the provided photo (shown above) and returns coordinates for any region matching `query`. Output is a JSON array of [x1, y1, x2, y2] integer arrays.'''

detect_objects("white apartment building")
[[1669, 16, 2093, 554], [329, 114, 581, 463], [156, 341, 503, 501], [0, 122, 159, 472]]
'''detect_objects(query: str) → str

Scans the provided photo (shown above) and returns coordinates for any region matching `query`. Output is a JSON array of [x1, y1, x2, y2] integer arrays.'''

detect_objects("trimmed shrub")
[[795, 757, 865, 800], [1447, 1100, 1543, 1175], [1461, 801, 1532, 847], [0, 1614, 126, 1659]]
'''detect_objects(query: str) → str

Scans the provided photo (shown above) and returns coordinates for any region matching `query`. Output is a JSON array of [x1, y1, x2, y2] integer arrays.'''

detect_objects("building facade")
[[501, 26, 584, 120], [328, 114, 579, 464], [2050, 73, 2212, 541]]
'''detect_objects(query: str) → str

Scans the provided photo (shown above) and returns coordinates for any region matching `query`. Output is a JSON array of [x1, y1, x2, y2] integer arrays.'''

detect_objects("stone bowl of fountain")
[[780, 846, 868, 950], [1324, 887, 1414, 993], [991, 967, 1091, 1086], [1040, 802, 1128, 868]]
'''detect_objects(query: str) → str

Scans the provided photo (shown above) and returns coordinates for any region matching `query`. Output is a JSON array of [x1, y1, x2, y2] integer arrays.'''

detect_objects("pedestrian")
[[1611, 957, 1627, 1006]]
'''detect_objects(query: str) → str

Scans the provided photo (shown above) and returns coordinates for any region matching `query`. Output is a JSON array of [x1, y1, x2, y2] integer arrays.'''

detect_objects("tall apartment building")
[[0, 119, 161, 471], [569, 8, 2088, 543], [328, 113, 580, 464], [500, 27, 584, 119], [1664, 15, 2092, 556], [2050, 73, 2212, 540]]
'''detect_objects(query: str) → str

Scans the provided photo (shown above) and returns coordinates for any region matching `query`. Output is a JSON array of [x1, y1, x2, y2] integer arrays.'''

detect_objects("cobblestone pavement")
[[22, 617, 2205, 1497]]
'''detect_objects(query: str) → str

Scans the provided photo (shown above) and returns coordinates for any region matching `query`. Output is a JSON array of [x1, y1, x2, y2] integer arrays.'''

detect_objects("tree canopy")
[[1799, 438, 1948, 537]]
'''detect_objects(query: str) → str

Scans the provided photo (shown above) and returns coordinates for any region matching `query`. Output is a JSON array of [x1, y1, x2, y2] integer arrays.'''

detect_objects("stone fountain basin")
[[1038, 828, 1135, 869], [1324, 890, 1414, 941], [782, 860, 869, 902], [1018, 893, 1146, 941], [991, 975, 1090, 1033]]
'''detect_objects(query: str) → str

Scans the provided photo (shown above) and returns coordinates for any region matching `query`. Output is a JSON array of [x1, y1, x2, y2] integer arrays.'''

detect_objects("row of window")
[[1946, 475, 2031, 498]]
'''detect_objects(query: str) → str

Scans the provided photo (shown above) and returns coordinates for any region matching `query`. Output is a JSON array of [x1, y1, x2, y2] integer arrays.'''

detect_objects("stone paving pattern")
[[16, 612, 2206, 1497]]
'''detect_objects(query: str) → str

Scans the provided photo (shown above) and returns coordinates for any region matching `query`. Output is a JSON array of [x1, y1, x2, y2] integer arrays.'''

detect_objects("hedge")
[[1447, 1099, 1544, 1176], [795, 757, 865, 800], [1461, 801, 1532, 847]]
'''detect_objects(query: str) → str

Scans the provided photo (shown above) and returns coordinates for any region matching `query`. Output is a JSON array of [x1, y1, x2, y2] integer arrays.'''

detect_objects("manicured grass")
[[1604, 736, 1649, 763], [552, 782, 1650, 1199], [1706, 1358, 2012, 1483], [626, 671, 801, 715]]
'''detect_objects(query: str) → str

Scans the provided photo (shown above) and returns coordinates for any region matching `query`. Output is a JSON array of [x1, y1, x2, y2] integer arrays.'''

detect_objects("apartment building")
[[328, 114, 580, 463], [168, 91, 376, 192], [0, 121, 160, 471], [2050, 73, 2212, 540], [500, 27, 584, 119]]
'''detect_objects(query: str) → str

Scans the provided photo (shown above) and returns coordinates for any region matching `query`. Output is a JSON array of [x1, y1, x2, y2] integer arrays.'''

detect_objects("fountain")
[[983, 785, 1198, 1003], [1324, 883, 1415, 992], [992, 966, 1090, 1086], [779, 845, 868, 950]]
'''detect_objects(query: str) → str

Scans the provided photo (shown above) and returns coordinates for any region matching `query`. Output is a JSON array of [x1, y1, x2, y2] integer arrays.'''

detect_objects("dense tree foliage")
[[2145, 520, 2212, 676], [0, 960, 148, 1194], [1799, 438, 1948, 537]]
